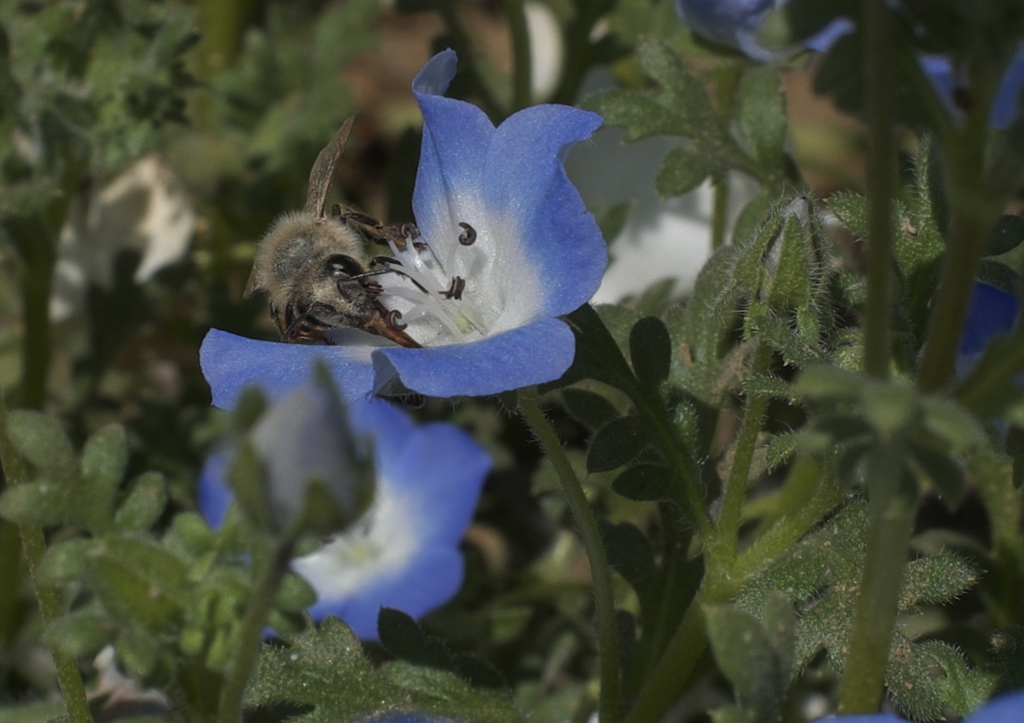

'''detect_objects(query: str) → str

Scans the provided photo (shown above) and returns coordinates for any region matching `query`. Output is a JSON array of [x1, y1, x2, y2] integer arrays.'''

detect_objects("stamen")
[[458, 222, 476, 246], [442, 276, 466, 300]]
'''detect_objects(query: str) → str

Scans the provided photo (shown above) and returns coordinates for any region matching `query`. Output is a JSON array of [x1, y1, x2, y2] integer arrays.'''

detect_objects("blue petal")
[[197, 450, 231, 529], [373, 317, 576, 397], [674, 0, 776, 51], [921, 49, 1024, 130], [960, 281, 1019, 356], [388, 421, 491, 545], [483, 105, 607, 316], [308, 547, 464, 640], [412, 48, 457, 96], [991, 48, 1024, 130], [413, 82, 494, 247], [413, 62, 605, 320], [200, 328, 376, 408], [970, 688, 1024, 722]]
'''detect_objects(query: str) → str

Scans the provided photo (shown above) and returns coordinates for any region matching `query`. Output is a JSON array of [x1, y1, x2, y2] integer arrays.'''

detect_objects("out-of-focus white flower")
[[50, 155, 195, 321]]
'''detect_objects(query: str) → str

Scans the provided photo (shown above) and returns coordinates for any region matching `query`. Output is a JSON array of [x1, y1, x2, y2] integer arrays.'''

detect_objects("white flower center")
[[291, 483, 418, 600], [378, 225, 489, 346]]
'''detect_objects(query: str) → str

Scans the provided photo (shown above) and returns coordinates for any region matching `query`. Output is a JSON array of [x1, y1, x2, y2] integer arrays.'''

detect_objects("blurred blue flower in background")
[[957, 281, 1019, 377], [830, 687, 1024, 723], [201, 49, 607, 406], [920, 49, 1024, 130], [198, 381, 491, 640], [674, 0, 851, 60], [675, 0, 1024, 129]]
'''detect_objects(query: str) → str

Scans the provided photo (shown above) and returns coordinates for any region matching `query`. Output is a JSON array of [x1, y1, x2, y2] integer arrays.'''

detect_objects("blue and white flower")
[[198, 381, 491, 640], [831, 687, 1024, 723], [674, 0, 851, 60], [200, 49, 607, 406]]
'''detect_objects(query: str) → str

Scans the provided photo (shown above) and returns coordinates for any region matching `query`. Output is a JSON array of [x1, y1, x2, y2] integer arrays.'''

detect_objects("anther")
[[442, 276, 466, 300], [458, 222, 477, 246], [384, 309, 407, 330]]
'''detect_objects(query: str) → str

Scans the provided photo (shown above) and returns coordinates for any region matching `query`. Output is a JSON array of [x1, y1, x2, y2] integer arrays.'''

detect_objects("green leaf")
[[247, 618, 521, 723], [115, 472, 168, 532], [585, 89, 688, 141], [629, 316, 671, 386], [6, 410, 76, 483], [656, 146, 715, 197], [612, 464, 674, 502], [735, 67, 786, 176], [553, 304, 638, 395], [378, 608, 452, 670], [36, 538, 93, 585], [600, 519, 655, 583], [561, 388, 619, 430], [79, 423, 129, 533], [88, 537, 189, 633], [587, 416, 646, 473], [42, 610, 112, 659], [0, 481, 71, 528], [705, 592, 794, 720]]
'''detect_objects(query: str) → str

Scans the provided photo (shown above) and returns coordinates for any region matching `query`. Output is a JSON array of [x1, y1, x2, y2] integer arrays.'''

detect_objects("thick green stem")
[[712, 343, 772, 567], [0, 398, 93, 723], [218, 535, 297, 723], [499, 0, 531, 110], [917, 187, 1001, 392], [519, 389, 621, 723], [861, 0, 895, 381], [916, 45, 1003, 392], [838, 442, 915, 713]]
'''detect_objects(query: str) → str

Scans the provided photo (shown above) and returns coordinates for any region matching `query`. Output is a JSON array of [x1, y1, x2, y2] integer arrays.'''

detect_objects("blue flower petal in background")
[[198, 382, 491, 640], [674, 0, 852, 60], [920, 47, 1024, 130], [830, 687, 1024, 723], [200, 49, 607, 406], [959, 281, 1019, 357]]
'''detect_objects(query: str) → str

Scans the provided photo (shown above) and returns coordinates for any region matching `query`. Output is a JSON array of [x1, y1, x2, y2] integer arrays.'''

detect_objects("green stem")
[[838, 442, 916, 713], [861, 0, 895, 380], [629, 387, 713, 542], [916, 44, 1004, 392], [712, 343, 772, 567], [218, 534, 297, 723], [623, 579, 734, 723], [710, 65, 740, 251], [499, 0, 531, 110], [0, 398, 93, 723], [519, 388, 621, 723]]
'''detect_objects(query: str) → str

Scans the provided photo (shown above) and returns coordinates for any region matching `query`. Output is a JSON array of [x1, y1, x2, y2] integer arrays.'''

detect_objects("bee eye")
[[325, 255, 364, 278]]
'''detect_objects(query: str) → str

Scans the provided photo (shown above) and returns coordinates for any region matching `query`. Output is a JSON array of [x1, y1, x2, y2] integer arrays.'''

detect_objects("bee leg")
[[281, 305, 333, 345]]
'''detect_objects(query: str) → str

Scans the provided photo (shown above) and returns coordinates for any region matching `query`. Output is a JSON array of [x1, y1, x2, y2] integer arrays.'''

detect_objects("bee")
[[244, 117, 421, 348]]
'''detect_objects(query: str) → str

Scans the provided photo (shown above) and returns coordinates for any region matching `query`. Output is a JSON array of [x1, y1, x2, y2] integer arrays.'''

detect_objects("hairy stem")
[[712, 342, 772, 568], [861, 0, 895, 381], [519, 388, 621, 723], [218, 534, 297, 723], [838, 442, 915, 713]]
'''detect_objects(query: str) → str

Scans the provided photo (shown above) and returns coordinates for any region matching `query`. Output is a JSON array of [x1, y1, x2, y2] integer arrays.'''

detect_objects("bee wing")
[[305, 116, 355, 219], [243, 263, 264, 298]]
